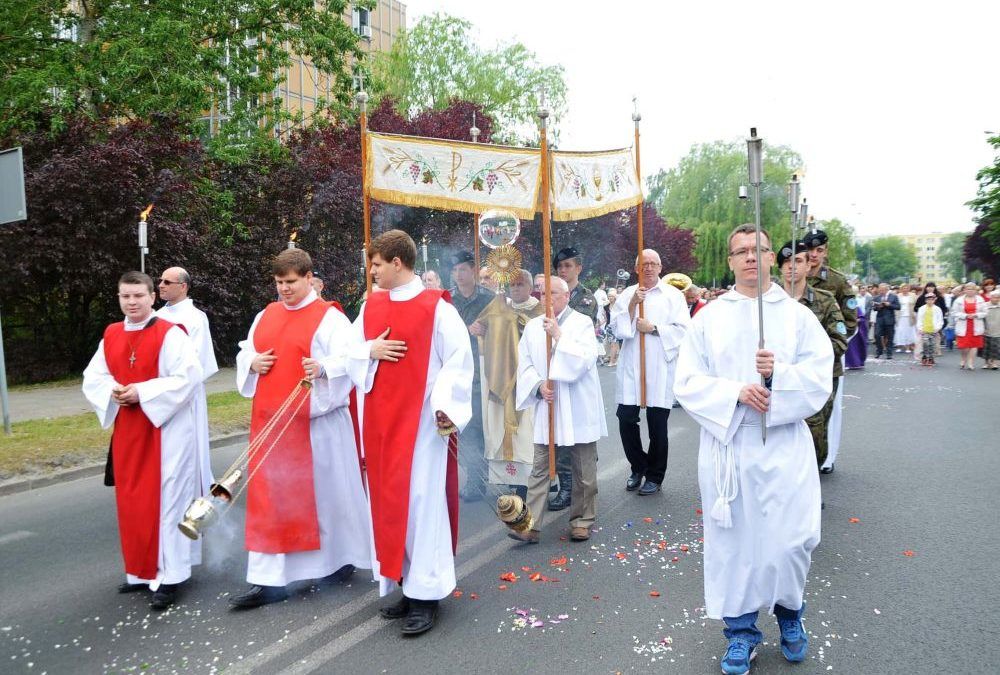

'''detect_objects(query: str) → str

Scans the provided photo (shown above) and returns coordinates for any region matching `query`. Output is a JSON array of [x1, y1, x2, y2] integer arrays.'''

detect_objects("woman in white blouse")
[[952, 283, 988, 370]]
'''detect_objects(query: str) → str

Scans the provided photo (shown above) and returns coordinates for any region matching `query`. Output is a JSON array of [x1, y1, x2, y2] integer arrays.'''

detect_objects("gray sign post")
[[1, 146, 28, 434]]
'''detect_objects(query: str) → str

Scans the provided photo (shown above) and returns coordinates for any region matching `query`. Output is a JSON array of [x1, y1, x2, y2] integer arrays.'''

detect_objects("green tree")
[[368, 13, 567, 143], [968, 133, 1000, 254], [648, 140, 855, 283], [936, 231, 969, 281], [0, 0, 368, 156], [867, 236, 918, 282], [855, 241, 875, 283], [814, 217, 856, 272]]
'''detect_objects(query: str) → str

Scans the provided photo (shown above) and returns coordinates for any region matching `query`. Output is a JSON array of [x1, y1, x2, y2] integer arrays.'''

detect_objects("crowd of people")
[[848, 278, 1000, 369], [82, 224, 987, 674]]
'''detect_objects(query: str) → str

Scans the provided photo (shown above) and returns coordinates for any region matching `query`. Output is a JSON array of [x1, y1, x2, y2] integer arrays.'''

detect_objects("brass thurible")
[[497, 494, 534, 533]]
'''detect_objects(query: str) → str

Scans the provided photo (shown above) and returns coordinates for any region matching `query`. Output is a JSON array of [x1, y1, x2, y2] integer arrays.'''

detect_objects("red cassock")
[[103, 319, 176, 580], [362, 289, 460, 583], [245, 300, 330, 553]]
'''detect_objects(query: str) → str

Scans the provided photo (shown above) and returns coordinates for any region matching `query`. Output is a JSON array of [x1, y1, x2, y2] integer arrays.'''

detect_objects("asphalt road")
[[1, 351, 997, 674]]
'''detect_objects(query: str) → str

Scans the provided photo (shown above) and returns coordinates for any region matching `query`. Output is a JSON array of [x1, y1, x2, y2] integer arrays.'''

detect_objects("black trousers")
[[616, 404, 671, 484], [874, 322, 895, 355]]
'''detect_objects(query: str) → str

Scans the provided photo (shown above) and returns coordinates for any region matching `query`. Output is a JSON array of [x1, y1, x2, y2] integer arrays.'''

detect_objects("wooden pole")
[[358, 91, 371, 295], [539, 105, 556, 479], [633, 105, 647, 408], [471, 118, 481, 272]]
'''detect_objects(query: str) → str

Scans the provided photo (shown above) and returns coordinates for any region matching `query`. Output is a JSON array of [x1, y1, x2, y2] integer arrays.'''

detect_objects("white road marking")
[[0, 530, 35, 545], [267, 427, 688, 675]]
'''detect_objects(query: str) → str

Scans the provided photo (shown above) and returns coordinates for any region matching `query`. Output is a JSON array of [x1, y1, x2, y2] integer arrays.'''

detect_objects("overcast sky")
[[404, 0, 999, 237]]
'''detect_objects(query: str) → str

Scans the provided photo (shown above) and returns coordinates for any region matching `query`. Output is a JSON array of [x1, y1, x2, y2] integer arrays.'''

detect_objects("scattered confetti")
[[903, 550, 915, 557], [849, 517, 861, 523], [649, 591, 661, 597]]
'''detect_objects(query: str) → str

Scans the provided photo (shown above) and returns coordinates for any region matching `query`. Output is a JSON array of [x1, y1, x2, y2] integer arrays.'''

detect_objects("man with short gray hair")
[[156, 267, 218, 498], [514, 277, 606, 543]]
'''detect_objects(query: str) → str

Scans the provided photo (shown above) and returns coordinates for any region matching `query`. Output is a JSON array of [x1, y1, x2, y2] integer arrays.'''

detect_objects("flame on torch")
[[289, 230, 298, 242], [139, 204, 154, 221]]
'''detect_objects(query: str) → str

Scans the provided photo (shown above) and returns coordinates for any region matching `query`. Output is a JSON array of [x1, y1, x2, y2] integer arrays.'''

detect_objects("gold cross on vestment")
[[129, 350, 136, 368]]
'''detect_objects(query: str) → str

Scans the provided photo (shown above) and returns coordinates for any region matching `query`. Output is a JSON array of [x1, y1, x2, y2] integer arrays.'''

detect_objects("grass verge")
[[0, 391, 251, 481]]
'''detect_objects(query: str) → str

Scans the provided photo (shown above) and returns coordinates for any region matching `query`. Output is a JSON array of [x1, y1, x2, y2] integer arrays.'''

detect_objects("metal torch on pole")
[[788, 174, 800, 292], [746, 128, 767, 443]]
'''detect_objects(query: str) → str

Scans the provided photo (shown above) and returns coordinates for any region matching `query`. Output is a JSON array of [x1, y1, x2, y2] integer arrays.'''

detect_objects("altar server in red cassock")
[[83, 271, 203, 611], [229, 248, 371, 609], [347, 229, 473, 636]]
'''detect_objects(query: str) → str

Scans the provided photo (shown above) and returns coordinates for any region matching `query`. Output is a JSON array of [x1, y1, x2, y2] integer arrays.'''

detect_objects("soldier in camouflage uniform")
[[554, 247, 599, 325], [778, 241, 847, 470], [804, 229, 856, 474]]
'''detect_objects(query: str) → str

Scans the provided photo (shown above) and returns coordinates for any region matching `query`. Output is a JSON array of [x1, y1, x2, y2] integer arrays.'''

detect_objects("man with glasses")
[[155, 267, 219, 500], [549, 247, 598, 511], [675, 225, 832, 675], [609, 249, 690, 496]]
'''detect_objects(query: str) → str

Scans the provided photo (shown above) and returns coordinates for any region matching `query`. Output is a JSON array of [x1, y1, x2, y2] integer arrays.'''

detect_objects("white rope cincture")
[[710, 439, 738, 529]]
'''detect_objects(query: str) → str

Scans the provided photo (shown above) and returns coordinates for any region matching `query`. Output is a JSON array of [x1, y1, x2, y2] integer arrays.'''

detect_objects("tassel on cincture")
[[710, 496, 733, 529]]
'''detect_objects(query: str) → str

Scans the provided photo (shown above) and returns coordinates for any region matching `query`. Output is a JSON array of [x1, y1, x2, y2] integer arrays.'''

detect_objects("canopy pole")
[[633, 99, 647, 408], [357, 89, 371, 294], [538, 99, 556, 479]]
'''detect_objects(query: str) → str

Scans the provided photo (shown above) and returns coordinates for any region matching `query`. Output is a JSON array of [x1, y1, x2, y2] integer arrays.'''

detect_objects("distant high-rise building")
[[855, 231, 963, 285], [202, 1, 406, 136]]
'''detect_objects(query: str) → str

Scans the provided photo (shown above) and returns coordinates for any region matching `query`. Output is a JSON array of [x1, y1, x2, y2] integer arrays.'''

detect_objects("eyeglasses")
[[728, 247, 772, 259], [157, 279, 184, 286]]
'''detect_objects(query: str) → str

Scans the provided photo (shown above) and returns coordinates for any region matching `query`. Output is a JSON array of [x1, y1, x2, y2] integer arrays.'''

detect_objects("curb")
[[0, 430, 250, 498]]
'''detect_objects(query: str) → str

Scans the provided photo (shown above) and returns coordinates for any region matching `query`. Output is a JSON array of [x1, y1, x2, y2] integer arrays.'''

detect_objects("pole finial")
[[632, 95, 641, 123]]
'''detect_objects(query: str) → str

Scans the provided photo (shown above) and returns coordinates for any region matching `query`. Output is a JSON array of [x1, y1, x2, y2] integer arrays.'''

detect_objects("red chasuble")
[[363, 289, 459, 582], [246, 299, 328, 553], [103, 318, 176, 580]]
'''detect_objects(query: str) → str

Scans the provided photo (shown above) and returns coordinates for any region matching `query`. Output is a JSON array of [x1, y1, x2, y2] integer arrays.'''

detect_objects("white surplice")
[[673, 284, 833, 620], [236, 291, 372, 586], [82, 315, 203, 590], [610, 280, 692, 408], [156, 298, 219, 496], [347, 276, 474, 601], [515, 307, 607, 446]]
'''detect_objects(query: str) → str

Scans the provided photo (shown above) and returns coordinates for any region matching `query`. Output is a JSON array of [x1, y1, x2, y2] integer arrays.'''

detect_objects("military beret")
[[553, 247, 581, 266], [451, 250, 475, 267], [776, 239, 809, 267], [804, 230, 828, 249]]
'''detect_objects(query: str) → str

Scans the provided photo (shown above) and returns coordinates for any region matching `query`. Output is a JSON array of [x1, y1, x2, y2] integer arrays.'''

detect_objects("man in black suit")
[[872, 283, 900, 358]]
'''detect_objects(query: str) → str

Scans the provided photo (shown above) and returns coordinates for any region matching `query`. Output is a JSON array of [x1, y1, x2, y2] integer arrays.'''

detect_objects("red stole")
[[103, 318, 175, 580], [363, 288, 459, 582], [246, 298, 328, 553]]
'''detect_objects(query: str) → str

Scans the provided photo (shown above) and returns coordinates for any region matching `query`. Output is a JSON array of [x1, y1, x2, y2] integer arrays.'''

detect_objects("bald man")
[[610, 249, 691, 496], [155, 267, 219, 497]]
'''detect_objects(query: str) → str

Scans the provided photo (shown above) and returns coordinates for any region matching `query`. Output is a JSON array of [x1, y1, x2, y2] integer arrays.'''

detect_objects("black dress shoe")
[[228, 585, 289, 609], [547, 490, 571, 511], [117, 582, 147, 594], [401, 599, 439, 636], [150, 583, 179, 611], [379, 595, 410, 620], [625, 472, 643, 491], [637, 480, 661, 496], [820, 464, 834, 475], [322, 564, 355, 585]]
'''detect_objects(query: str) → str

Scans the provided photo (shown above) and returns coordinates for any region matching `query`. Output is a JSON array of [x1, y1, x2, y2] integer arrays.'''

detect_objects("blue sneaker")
[[721, 637, 758, 674], [777, 615, 808, 662]]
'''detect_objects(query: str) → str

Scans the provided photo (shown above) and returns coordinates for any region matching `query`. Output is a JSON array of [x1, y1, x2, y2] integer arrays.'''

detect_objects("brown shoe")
[[570, 527, 591, 541], [507, 529, 540, 544]]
